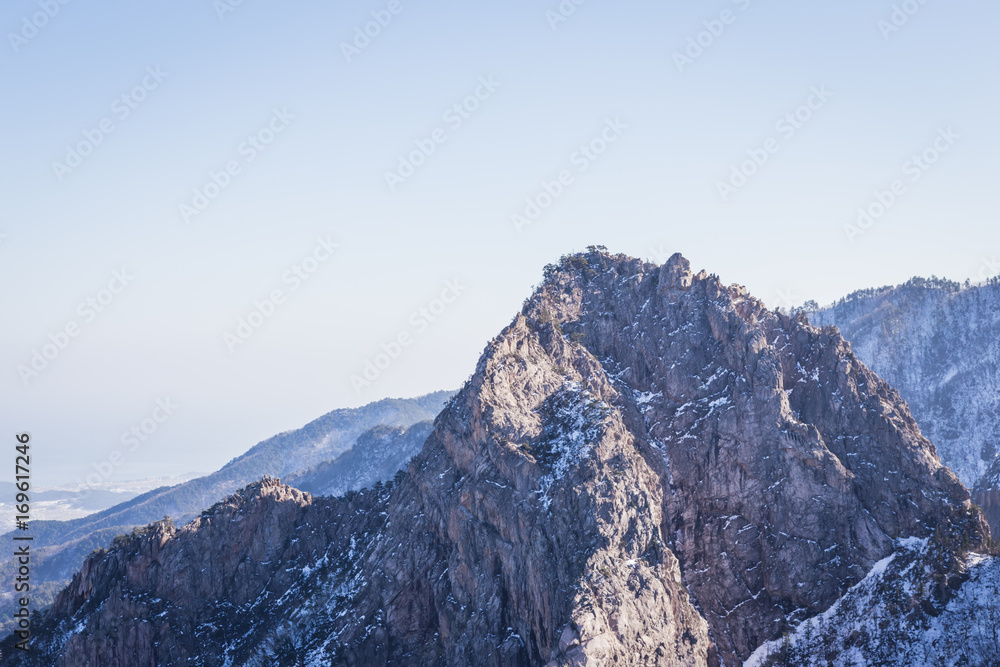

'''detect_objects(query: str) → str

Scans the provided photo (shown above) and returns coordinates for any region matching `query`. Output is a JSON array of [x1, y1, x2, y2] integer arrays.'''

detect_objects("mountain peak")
[[11, 251, 988, 667], [660, 251, 693, 291]]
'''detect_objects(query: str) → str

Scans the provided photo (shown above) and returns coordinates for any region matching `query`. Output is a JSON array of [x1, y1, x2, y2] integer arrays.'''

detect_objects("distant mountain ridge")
[[215, 390, 455, 480], [285, 421, 434, 497], [811, 276, 1000, 488], [0, 390, 454, 636]]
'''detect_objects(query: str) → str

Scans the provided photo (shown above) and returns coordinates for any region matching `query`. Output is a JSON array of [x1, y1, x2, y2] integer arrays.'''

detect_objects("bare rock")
[[8, 251, 986, 667]]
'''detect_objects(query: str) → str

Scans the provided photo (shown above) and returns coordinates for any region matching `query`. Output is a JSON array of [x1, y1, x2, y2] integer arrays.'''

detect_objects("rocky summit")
[[6, 250, 989, 666]]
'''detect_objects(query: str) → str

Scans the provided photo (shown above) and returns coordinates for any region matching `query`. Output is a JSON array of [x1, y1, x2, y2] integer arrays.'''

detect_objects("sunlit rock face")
[[11, 251, 986, 667]]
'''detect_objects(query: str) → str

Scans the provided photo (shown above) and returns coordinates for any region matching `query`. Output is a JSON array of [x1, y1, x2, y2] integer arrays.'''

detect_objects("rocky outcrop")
[[8, 251, 987, 666], [973, 457, 1000, 538], [0, 391, 453, 637], [506, 252, 985, 663], [9, 478, 392, 666]]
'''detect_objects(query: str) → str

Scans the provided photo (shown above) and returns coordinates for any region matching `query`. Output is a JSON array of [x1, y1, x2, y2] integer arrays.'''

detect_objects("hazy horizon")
[[2, 0, 997, 486]]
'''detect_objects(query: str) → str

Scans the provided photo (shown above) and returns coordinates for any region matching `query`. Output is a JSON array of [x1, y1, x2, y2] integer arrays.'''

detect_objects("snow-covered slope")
[[284, 420, 434, 497], [746, 538, 999, 666], [811, 277, 1000, 487]]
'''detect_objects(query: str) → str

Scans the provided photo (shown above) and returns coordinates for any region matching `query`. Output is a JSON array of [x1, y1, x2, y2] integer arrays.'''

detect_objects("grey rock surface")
[[0, 391, 453, 631], [7, 251, 986, 667]]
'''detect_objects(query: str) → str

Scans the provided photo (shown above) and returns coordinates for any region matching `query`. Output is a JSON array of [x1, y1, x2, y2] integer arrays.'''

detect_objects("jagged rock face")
[[9, 252, 987, 667], [10, 479, 391, 666], [973, 457, 1000, 538], [301, 304, 716, 665], [810, 279, 1000, 487], [504, 253, 984, 662], [0, 390, 454, 629], [42, 480, 314, 666]]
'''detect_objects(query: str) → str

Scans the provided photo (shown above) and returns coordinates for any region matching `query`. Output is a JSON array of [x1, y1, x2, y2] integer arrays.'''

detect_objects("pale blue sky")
[[2, 0, 997, 485]]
